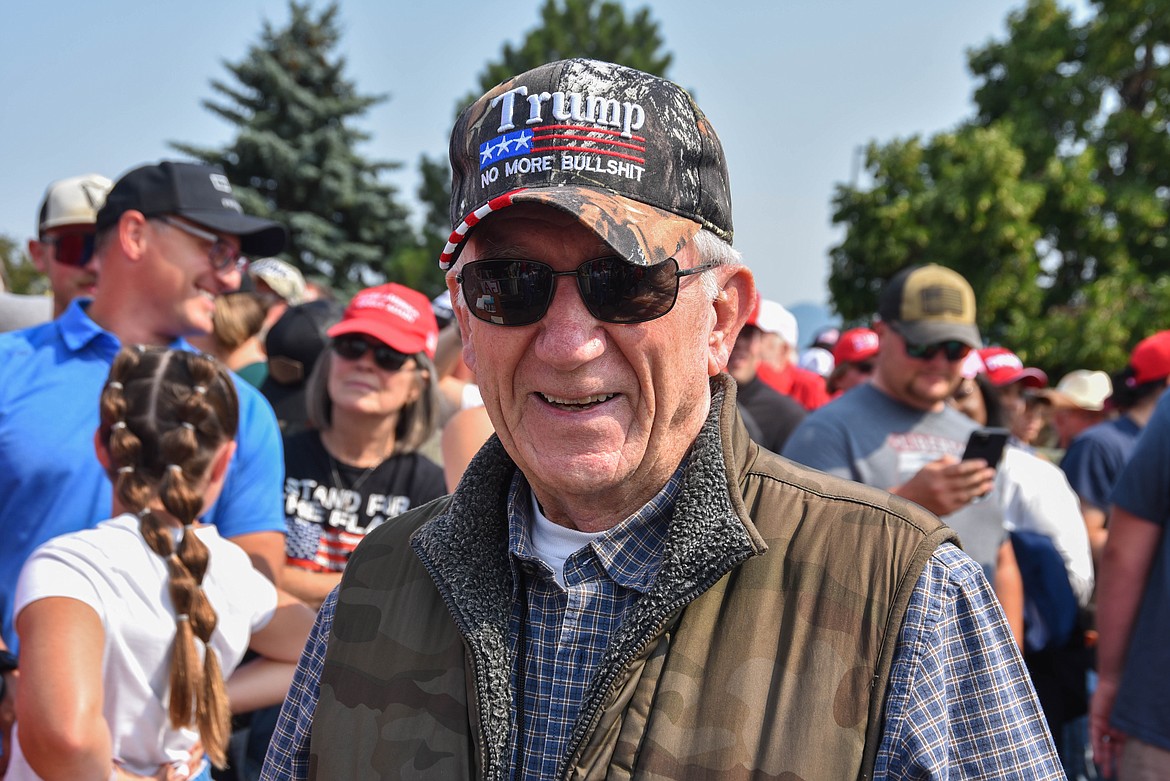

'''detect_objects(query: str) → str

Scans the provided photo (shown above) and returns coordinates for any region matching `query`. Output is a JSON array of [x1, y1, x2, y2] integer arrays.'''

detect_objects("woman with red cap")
[[279, 283, 446, 609]]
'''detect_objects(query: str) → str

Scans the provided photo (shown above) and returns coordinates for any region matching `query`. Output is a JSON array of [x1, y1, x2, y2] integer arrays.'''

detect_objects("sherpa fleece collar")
[[410, 373, 765, 778]]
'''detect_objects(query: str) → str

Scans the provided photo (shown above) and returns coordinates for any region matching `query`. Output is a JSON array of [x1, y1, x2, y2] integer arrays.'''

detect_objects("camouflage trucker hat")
[[440, 58, 733, 270]]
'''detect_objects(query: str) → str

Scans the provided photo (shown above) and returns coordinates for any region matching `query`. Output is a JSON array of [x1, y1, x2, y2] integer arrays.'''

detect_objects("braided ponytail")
[[99, 347, 239, 768]]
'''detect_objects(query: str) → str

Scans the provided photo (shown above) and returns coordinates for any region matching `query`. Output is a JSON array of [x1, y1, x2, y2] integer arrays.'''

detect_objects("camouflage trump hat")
[[440, 58, 733, 270]]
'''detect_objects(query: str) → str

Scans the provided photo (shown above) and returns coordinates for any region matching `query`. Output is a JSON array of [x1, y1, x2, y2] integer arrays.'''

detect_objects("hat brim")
[[439, 187, 701, 270], [327, 319, 429, 358], [1035, 388, 1106, 411], [994, 368, 1048, 388], [892, 319, 981, 349], [182, 209, 287, 257]]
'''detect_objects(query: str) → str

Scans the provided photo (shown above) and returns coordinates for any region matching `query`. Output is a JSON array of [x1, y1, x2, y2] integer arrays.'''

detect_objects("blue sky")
[[0, 0, 1072, 335]]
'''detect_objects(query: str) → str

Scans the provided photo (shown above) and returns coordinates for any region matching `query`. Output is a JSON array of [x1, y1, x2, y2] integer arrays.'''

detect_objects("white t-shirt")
[[7, 514, 277, 779], [998, 446, 1095, 607]]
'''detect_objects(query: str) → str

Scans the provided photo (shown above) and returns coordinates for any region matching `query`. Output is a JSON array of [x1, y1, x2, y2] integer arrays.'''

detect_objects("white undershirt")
[[527, 492, 606, 588]]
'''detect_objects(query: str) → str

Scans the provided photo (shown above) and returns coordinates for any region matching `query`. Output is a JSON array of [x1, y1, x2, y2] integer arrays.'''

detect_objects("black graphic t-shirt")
[[282, 429, 446, 572]]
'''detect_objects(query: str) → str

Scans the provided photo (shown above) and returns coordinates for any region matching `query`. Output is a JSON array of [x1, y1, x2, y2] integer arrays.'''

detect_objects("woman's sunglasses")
[[331, 336, 412, 372], [456, 256, 716, 327]]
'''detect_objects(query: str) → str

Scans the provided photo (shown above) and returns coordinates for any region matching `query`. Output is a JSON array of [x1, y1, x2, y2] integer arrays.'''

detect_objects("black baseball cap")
[[96, 161, 287, 257], [265, 299, 344, 385], [440, 58, 732, 270]]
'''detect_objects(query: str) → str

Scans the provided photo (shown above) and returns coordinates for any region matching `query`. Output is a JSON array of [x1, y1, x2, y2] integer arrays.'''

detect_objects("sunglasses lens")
[[460, 260, 553, 326], [372, 346, 409, 372], [906, 341, 969, 361], [579, 257, 681, 324], [333, 337, 409, 371], [48, 233, 96, 267], [332, 336, 367, 361]]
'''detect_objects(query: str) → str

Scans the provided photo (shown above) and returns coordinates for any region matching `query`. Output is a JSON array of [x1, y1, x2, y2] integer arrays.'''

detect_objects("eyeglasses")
[[902, 340, 971, 362], [331, 335, 412, 372], [156, 216, 246, 272], [41, 231, 96, 267], [456, 256, 717, 327], [851, 361, 875, 374]]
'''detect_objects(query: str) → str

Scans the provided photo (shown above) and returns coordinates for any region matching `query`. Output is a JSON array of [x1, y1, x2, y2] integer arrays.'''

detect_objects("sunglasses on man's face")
[[456, 256, 717, 327], [902, 340, 971, 362], [41, 231, 96, 268], [331, 335, 412, 372]]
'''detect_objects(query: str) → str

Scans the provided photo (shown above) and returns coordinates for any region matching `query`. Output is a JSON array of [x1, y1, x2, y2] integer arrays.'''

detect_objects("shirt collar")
[[505, 463, 683, 594], [57, 298, 196, 356]]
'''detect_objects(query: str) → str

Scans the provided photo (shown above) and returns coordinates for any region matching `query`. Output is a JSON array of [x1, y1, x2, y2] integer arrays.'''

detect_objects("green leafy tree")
[[417, 0, 673, 263], [0, 235, 44, 296], [830, 0, 1170, 377], [172, 2, 431, 295]]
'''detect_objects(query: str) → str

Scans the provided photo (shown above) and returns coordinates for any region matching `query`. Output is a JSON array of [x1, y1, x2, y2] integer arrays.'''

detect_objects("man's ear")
[[448, 270, 478, 376], [708, 267, 756, 377], [28, 239, 49, 275], [118, 210, 150, 263]]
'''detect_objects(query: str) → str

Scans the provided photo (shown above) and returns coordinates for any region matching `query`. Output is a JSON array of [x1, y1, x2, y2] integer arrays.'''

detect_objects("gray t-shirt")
[[782, 383, 1006, 579]]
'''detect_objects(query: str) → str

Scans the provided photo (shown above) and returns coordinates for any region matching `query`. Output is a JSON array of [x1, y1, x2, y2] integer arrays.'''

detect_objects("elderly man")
[[261, 60, 1060, 780]]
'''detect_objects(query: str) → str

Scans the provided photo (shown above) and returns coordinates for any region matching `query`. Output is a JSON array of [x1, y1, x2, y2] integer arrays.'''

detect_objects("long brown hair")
[[97, 346, 239, 768]]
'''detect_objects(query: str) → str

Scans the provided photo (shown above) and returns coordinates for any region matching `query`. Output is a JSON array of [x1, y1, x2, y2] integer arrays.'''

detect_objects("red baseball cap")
[[978, 347, 1047, 388], [833, 328, 879, 364], [328, 283, 439, 359], [1130, 331, 1170, 385]]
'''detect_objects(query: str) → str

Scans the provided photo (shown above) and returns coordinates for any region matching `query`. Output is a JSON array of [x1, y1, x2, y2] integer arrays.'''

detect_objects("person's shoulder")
[[750, 445, 951, 537], [0, 317, 58, 356]]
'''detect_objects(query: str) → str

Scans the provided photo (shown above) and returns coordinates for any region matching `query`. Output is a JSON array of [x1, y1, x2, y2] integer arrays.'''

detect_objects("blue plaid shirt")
[[261, 488, 1061, 780], [506, 468, 678, 779]]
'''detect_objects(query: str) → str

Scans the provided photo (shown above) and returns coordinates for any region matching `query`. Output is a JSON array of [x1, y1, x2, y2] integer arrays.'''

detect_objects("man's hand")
[[1090, 676, 1126, 778], [892, 455, 996, 516]]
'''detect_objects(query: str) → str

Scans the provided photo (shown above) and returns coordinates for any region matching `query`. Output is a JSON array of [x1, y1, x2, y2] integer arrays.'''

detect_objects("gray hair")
[[305, 348, 440, 454], [687, 228, 743, 300]]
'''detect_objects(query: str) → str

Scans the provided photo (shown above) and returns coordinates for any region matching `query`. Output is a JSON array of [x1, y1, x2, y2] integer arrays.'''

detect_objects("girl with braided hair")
[[8, 347, 314, 781]]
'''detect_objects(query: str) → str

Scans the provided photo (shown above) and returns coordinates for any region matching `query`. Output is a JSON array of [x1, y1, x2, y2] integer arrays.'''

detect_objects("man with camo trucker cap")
[[262, 59, 1061, 780]]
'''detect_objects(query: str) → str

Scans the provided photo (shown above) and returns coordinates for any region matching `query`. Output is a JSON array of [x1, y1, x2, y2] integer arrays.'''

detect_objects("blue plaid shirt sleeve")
[[875, 543, 1064, 779], [259, 588, 336, 781]]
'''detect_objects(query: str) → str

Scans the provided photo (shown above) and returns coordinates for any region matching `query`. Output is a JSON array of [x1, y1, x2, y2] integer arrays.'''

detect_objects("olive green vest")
[[309, 376, 954, 780]]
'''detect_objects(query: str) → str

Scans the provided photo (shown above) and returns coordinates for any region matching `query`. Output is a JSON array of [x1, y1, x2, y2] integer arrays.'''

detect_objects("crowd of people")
[[0, 56, 1167, 780]]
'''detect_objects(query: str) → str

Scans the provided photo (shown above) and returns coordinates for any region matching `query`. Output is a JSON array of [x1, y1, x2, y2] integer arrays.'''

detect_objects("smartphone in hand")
[[961, 427, 1010, 469]]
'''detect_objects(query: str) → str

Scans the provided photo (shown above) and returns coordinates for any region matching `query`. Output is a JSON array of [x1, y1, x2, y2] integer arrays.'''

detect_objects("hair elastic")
[[180, 422, 196, 431], [167, 464, 182, 475], [117, 465, 134, 475], [176, 614, 190, 622], [192, 385, 207, 395], [108, 382, 124, 390], [112, 421, 127, 430]]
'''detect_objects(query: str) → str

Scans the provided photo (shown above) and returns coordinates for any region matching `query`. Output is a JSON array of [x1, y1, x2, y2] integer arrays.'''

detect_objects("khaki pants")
[[1121, 737, 1170, 781]]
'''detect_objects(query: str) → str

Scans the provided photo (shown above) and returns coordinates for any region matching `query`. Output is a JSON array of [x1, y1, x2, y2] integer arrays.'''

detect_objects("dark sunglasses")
[[852, 361, 875, 374], [331, 335, 412, 372], [903, 340, 971, 362], [456, 256, 717, 327], [41, 232, 97, 268]]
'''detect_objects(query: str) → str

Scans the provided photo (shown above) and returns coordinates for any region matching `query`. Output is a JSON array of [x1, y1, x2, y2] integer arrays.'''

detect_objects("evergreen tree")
[[830, 0, 1170, 377], [417, 0, 673, 263], [172, 2, 431, 295]]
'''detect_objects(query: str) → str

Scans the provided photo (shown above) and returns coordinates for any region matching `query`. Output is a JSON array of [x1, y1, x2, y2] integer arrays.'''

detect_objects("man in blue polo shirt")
[[0, 162, 290, 766]]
